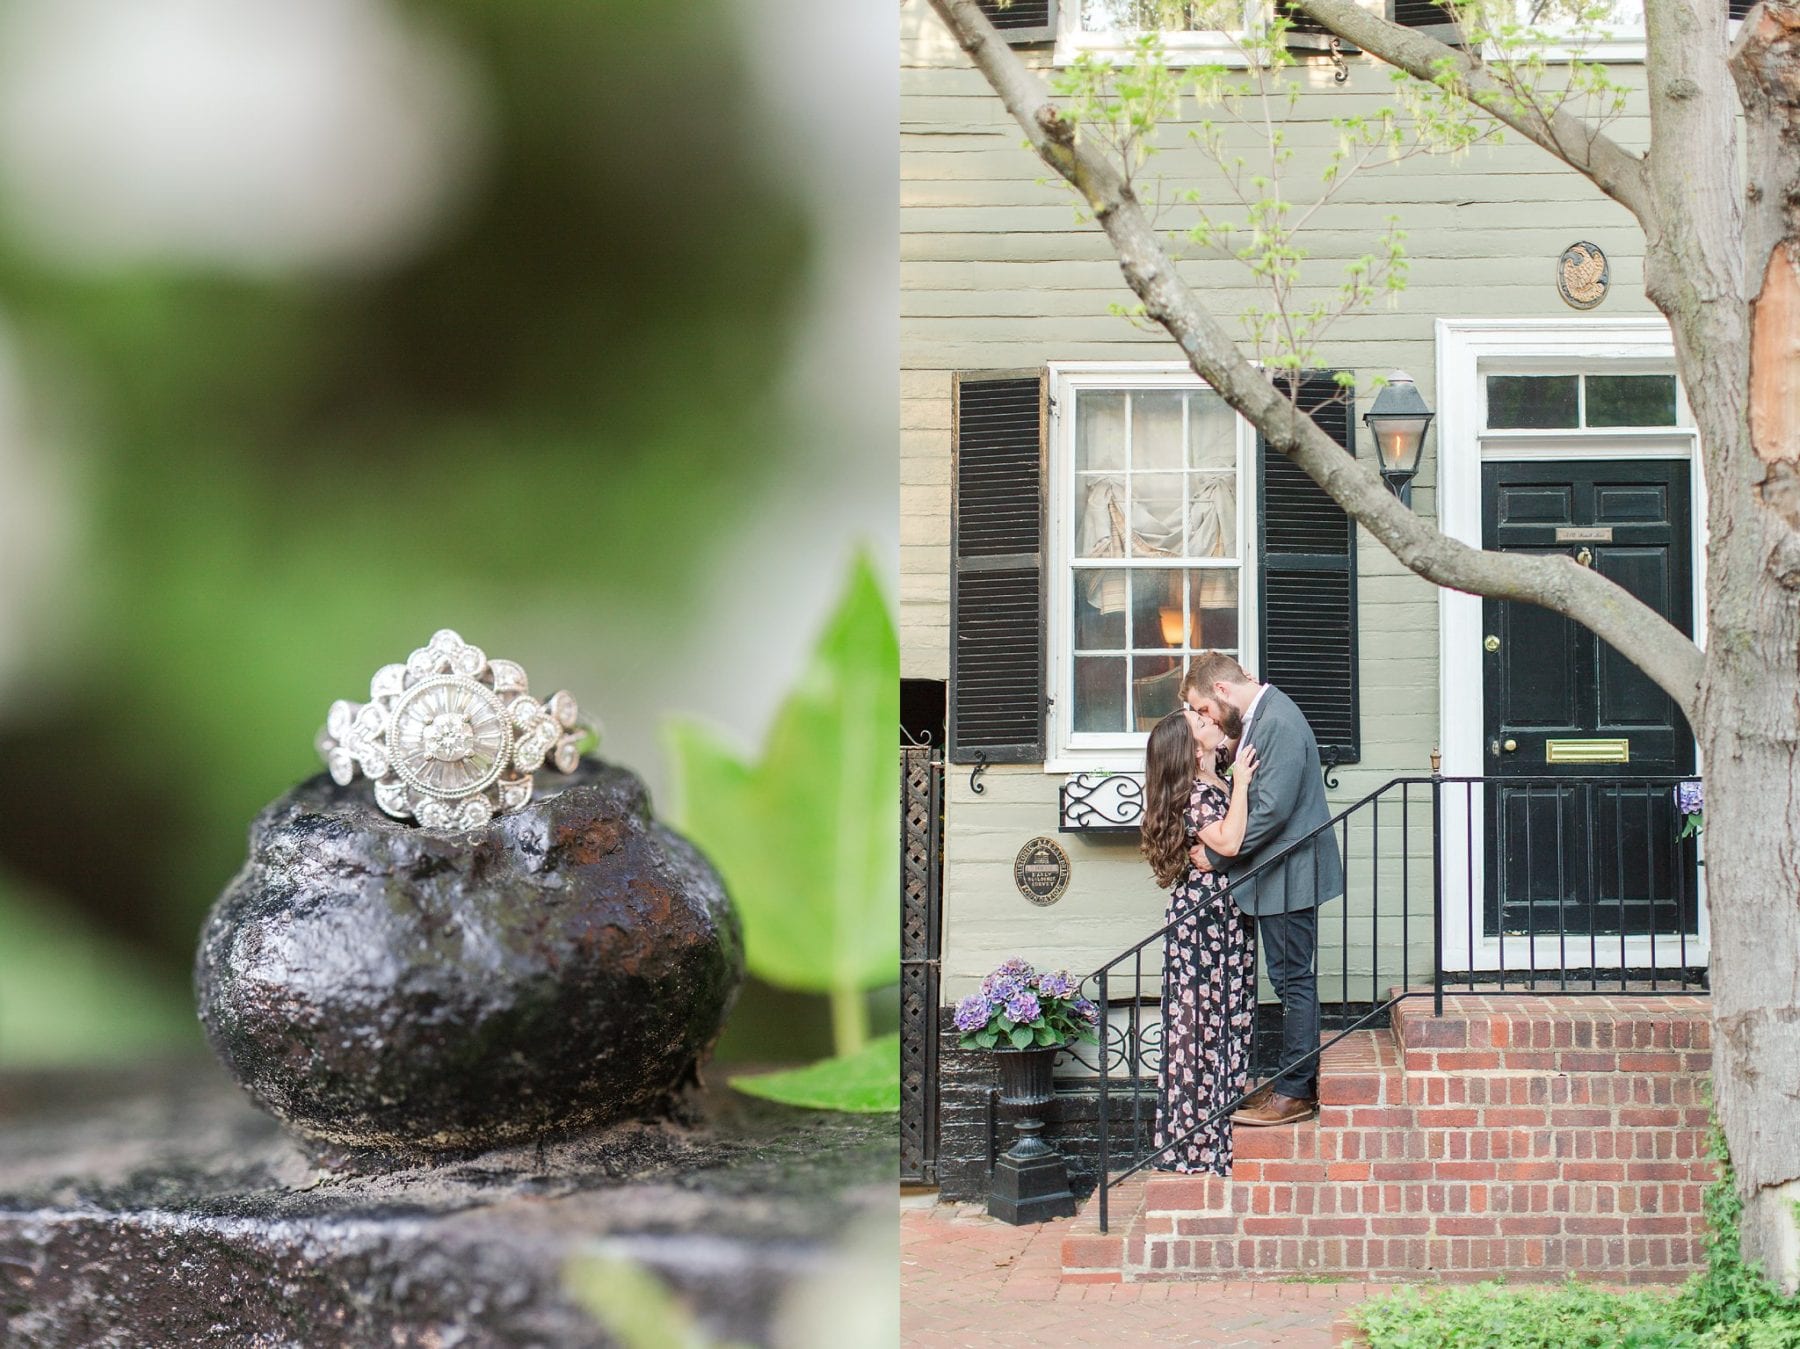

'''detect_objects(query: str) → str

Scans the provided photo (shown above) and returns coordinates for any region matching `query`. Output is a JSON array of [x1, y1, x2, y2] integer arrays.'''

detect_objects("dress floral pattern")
[[1155, 776, 1258, 1175]]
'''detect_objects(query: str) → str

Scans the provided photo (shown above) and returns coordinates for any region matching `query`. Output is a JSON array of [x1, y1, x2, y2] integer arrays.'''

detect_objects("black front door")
[[1481, 460, 1699, 953]]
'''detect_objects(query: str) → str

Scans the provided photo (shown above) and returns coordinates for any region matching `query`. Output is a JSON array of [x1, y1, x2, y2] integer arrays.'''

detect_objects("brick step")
[[1319, 1020, 1404, 1110], [1390, 991, 1712, 1096], [1057, 993, 1714, 1286], [1060, 1173, 1146, 1284]]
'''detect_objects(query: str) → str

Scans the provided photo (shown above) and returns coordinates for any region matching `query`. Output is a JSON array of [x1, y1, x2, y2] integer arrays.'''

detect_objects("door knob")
[[1484, 635, 1500, 653], [1503, 738, 1517, 752]]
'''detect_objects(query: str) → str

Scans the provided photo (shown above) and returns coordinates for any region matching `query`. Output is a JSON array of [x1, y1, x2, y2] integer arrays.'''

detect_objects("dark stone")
[[195, 760, 743, 1152], [0, 1061, 894, 1347]]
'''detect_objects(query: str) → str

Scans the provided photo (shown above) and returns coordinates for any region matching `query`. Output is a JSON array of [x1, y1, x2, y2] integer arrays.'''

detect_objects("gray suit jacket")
[[1203, 685, 1344, 917]]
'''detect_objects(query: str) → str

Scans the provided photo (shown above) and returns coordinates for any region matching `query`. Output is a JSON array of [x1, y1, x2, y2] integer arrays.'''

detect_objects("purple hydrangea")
[[953, 994, 994, 1034], [1072, 996, 1100, 1024], [981, 959, 1037, 1002], [1004, 992, 1042, 1024], [982, 973, 1028, 1004], [1676, 780, 1704, 815], [1037, 970, 1079, 1000]]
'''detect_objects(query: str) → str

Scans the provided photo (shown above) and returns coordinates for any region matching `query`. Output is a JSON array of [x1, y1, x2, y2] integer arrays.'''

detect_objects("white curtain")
[[1076, 475, 1236, 612]]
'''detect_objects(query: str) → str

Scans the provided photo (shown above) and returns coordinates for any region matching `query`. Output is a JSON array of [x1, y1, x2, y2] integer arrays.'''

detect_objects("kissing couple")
[[1137, 651, 1345, 1176]]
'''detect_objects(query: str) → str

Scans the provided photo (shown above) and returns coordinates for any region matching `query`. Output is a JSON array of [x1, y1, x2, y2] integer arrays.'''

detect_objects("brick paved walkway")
[[900, 1196, 1387, 1347]]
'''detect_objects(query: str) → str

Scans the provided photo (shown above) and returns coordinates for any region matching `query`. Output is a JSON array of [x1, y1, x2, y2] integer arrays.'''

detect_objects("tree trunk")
[[1720, 0, 1800, 1289], [1703, 693, 1800, 1288]]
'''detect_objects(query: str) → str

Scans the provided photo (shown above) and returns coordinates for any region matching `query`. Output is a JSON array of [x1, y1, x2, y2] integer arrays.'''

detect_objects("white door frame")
[[1434, 317, 1709, 973]]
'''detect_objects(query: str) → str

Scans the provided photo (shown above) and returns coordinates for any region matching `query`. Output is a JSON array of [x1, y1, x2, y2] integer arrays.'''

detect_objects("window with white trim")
[[1051, 367, 1253, 763], [1445, 0, 1743, 65], [1055, 0, 1257, 65]]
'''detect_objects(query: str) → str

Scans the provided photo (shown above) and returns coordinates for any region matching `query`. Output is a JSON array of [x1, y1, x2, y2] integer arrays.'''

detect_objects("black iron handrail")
[[1086, 772, 1709, 1233]]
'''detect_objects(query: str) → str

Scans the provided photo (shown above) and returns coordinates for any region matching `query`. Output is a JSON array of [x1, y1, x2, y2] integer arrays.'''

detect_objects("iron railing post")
[[1097, 968, 1110, 1235], [1432, 770, 1444, 1017], [1372, 796, 1381, 1014]]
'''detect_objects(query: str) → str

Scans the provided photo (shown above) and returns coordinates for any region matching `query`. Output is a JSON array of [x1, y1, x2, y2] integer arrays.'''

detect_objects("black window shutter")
[[977, 0, 1057, 43], [950, 374, 1045, 765], [1276, 0, 1332, 36], [1258, 371, 1361, 768], [1391, 0, 1460, 31], [1728, 0, 1754, 18]]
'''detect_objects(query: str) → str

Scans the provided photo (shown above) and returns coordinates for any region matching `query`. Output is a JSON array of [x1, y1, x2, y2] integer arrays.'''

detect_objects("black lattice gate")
[[901, 739, 944, 1185]]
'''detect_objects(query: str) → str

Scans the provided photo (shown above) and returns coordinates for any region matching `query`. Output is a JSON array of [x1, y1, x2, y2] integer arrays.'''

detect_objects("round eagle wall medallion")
[[1557, 241, 1610, 310], [1014, 836, 1072, 906]]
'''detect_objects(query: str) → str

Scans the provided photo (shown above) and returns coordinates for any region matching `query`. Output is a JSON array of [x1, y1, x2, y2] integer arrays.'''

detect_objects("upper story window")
[[1491, 0, 1648, 63], [1075, 0, 1224, 29], [1055, 0, 1257, 64], [1417, 0, 1742, 63], [1050, 366, 1253, 763]]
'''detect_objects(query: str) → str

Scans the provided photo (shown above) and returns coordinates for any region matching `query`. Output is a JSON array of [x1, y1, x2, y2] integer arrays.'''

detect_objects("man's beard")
[[1216, 701, 1244, 742]]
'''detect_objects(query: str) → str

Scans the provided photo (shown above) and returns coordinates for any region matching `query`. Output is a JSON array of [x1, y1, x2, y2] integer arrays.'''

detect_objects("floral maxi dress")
[[1154, 777, 1258, 1175]]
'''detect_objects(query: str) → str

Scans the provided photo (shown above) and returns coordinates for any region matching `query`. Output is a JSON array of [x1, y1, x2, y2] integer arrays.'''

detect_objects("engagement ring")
[[316, 628, 598, 830]]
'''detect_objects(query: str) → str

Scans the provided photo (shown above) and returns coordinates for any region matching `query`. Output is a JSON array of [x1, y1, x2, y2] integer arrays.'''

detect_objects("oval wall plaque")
[[1013, 836, 1071, 907], [1557, 241, 1609, 310]]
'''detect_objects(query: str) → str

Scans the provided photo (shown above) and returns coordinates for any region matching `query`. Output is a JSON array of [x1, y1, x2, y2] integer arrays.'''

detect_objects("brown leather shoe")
[[1228, 1081, 1275, 1122], [1231, 1092, 1319, 1127]]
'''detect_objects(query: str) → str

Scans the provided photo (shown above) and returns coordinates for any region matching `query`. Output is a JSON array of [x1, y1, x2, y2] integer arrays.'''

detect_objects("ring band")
[[316, 628, 599, 830]]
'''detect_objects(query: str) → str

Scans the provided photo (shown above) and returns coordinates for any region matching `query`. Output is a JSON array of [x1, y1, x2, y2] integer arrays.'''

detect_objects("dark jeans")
[[1258, 905, 1319, 1100]]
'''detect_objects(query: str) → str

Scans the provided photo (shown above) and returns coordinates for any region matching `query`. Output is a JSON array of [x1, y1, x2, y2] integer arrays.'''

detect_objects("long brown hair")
[[1140, 710, 1198, 889]]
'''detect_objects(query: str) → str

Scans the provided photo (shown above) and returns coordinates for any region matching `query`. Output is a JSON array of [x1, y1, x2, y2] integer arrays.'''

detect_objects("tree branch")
[[924, 0, 1705, 722], [1292, 0, 1656, 225]]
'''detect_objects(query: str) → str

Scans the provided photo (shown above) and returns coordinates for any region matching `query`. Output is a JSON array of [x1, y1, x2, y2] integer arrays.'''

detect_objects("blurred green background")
[[0, 0, 897, 1070]]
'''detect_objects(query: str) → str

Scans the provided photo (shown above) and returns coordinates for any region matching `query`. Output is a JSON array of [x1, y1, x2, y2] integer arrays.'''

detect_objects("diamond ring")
[[316, 628, 599, 830]]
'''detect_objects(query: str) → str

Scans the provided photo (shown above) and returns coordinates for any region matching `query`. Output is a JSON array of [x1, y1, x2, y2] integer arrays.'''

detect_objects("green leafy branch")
[[1045, 0, 1632, 388], [1385, 0, 1637, 198]]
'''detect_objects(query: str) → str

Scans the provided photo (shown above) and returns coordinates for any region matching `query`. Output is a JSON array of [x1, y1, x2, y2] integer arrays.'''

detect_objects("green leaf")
[[666, 554, 899, 1002], [975, 1028, 1000, 1049], [1009, 1026, 1034, 1050], [0, 869, 198, 1067], [729, 1033, 900, 1113], [564, 1251, 750, 1349], [1034, 1026, 1060, 1047]]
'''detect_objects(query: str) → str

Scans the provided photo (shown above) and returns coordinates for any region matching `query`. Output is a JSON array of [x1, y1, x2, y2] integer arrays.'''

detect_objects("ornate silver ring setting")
[[316, 629, 598, 830]]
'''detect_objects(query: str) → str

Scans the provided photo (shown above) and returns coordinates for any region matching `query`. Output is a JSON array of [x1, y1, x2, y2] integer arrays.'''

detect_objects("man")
[[1181, 651, 1343, 1127]]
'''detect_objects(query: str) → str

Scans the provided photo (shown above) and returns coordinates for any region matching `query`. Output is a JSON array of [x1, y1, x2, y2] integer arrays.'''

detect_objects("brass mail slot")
[[1555, 526, 1614, 543], [1545, 738, 1631, 764]]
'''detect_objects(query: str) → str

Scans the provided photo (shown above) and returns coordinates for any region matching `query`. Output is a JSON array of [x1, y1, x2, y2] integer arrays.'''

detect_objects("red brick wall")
[[1063, 993, 1714, 1284]]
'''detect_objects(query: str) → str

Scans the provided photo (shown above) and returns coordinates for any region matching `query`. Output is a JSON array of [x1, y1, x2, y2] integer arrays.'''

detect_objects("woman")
[[1140, 706, 1259, 1174]]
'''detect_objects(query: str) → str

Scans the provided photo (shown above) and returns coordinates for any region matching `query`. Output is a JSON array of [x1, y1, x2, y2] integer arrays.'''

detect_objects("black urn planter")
[[988, 1044, 1077, 1225]]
